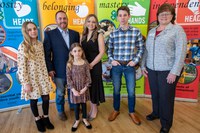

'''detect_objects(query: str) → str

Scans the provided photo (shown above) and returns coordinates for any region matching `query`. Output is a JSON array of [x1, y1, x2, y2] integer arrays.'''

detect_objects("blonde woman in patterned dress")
[[17, 21, 54, 132], [66, 43, 92, 132]]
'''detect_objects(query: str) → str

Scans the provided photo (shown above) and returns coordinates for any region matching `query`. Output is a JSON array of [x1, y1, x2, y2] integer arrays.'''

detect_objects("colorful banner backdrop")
[[97, 0, 150, 96], [38, 0, 94, 39], [145, 0, 200, 101], [0, 0, 39, 111]]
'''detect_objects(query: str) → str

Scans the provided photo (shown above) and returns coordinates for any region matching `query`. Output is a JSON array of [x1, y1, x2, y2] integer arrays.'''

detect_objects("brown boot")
[[129, 113, 141, 125], [108, 110, 120, 121]]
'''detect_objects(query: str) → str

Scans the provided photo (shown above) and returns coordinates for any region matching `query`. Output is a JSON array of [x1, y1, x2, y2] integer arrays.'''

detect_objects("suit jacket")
[[43, 28, 80, 79]]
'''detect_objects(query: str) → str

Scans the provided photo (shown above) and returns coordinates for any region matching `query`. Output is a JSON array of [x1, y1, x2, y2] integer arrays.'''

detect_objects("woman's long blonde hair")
[[21, 21, 38, 60], [81, 14, 100, 42], [67, 43, 86, 70]]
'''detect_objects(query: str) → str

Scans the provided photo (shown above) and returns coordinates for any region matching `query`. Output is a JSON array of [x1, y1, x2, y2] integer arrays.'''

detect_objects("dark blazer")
[[43, 28, 80, 79]]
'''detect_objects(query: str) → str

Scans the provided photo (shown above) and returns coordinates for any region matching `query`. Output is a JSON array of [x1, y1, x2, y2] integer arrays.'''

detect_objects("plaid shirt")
[[107, 26, 144, 64]]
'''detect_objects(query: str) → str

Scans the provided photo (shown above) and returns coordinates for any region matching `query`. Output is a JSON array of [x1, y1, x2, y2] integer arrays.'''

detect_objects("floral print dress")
[[67, 62, 91, 104], [17, 41, 53, 101]]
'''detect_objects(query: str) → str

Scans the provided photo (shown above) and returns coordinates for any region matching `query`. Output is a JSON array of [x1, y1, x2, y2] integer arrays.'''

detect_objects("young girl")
[[66, 43, 92, 132], [17, 21, 54, 132]]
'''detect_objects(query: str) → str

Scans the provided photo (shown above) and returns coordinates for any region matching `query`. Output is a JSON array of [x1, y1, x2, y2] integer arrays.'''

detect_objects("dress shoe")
[[71, 121, 80, 132], [129, 113, 141, 125], [108, 110, 120, 121], [160, 127, 170, 133], [58, 112, 67, 121], [82, 120, 92, 129], [71, 126, 78, 132], [146, 113, 159, 121]]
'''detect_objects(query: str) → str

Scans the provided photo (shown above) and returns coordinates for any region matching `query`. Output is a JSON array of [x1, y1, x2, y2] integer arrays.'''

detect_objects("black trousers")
[[74, 103, 87, 120], [147, 68, 180, 129]]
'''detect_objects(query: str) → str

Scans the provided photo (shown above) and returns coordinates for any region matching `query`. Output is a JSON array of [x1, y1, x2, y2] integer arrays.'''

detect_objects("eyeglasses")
[[158, 12, 172, 17]]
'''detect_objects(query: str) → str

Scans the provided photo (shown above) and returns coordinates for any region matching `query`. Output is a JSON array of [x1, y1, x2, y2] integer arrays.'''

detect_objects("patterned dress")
[[67, 62, 91, 104], [17, 41, 53, 101]]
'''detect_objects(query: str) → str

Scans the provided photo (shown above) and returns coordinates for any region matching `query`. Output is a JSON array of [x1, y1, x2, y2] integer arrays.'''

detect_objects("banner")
[[97, 0, 151, 96], [38, 0, 94, 40], [0, 0, 39, 111], [176, 64, 200, 101], [145, 0, 200, 101]]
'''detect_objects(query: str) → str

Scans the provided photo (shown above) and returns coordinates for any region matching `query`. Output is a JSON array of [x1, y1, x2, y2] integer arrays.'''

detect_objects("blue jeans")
[[111, 65, 136, 113], [54, 77, 74, 113]]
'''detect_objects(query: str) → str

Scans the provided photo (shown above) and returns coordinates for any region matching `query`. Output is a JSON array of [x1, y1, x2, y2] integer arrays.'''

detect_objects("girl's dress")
[[17, 41, 53, 100], [67, 62, 91, 104]]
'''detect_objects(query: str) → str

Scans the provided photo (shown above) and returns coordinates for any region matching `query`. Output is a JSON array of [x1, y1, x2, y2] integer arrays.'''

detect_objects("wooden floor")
[[0, 97, 200, 133]]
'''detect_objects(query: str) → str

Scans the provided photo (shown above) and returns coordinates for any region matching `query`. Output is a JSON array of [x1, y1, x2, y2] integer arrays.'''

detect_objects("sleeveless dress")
[[82, 34, 105, 105]]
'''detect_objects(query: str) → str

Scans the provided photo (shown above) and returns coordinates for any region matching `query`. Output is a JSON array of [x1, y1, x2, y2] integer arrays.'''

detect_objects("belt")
[[116, 60, 131, 65]]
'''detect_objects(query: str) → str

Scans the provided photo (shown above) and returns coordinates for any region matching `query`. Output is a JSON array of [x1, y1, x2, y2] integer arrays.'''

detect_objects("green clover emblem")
[[111, 10, 117, 21], [0, 11, 4, 20]]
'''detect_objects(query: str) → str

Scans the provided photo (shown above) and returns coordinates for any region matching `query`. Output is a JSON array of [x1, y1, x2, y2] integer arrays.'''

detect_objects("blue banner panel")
[[0, 0, 39, 111]]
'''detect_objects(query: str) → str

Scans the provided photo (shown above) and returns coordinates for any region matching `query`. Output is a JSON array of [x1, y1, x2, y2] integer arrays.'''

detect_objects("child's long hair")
[[21, 21, 38, 60], [81, 14, 100, 42], [67, 43, 86, 70]]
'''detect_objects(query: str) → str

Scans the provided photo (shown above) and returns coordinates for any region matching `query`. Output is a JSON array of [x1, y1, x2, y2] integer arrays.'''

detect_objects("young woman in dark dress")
[[81, 14, 105, 120]]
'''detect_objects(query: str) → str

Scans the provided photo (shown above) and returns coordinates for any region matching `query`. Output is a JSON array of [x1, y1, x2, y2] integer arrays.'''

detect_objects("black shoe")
[[71, 126, 78, 132], [35, 118, 46, 132], [82, 120, 92, 129], [43, 117, 54, 129], [160, 127, 170, 133], [146, 114, 159, 121], [71, 121, 80, 132]]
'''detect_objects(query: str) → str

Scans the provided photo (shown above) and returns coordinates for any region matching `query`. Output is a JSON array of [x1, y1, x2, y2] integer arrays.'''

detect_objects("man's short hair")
[[55, 10, 67, 19], [117, 6, 130, 15]]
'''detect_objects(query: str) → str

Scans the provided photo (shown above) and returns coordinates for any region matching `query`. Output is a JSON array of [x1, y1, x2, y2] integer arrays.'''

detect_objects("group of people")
[[17, 3, 187, 133]]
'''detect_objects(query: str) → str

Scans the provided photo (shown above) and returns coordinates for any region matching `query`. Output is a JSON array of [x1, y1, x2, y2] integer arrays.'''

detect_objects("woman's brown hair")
[[21, 21, 38, 60], [67, 43, 86, 70], [81, 14, 100, 42], [156, 3, 176, 25]]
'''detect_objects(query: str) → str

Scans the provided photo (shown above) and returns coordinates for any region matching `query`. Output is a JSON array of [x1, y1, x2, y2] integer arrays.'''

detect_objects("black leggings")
[[30, 95, 49, 117], [74, 103, 87, 120]]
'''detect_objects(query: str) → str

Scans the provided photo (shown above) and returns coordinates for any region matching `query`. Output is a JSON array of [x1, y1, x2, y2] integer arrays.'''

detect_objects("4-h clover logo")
[[0, 11, 4, 20], [111, 10, 117, 21]]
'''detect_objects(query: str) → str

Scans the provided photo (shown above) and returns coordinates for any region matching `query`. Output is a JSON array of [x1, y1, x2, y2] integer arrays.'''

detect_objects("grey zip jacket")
[[141, 23, 187, 76]]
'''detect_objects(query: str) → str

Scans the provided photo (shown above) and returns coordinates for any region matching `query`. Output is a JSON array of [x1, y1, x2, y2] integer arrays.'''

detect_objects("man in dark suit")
[[43, 10, 80, 121]]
